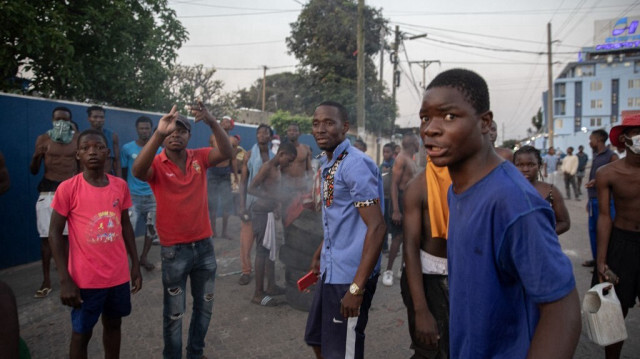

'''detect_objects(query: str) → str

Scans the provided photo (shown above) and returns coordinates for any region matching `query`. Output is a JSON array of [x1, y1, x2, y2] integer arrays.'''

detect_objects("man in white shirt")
[[561, 146, 580, 200]]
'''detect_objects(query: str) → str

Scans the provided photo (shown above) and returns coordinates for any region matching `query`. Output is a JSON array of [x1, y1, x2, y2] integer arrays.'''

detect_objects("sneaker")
[[382, 270, 394, 286], [396, 267, 403, 279]]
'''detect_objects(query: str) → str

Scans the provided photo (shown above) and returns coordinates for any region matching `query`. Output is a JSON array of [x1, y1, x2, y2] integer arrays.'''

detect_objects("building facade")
[[536, 16, 640, 152]]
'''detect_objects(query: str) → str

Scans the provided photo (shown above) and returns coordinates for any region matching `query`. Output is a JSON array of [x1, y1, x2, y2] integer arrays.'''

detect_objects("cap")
[[222, 116, 235, 130], [175, 115, 191, 132], [610, 113, 640, 147], [233, 134, 241, 143]]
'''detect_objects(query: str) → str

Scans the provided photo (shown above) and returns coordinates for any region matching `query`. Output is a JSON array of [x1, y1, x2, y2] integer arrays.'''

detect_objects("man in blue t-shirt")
[[121, 116, 162, 271], [421, 68, 580, 358]]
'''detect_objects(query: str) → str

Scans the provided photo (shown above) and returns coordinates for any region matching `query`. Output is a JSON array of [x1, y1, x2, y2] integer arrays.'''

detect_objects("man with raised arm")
[[132, 103, 232, 359]]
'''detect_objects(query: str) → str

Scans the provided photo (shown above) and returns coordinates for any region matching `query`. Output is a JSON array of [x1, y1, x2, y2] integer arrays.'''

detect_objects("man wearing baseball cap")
[[132, 103, 232, 359], [593, 113, 640, 359]]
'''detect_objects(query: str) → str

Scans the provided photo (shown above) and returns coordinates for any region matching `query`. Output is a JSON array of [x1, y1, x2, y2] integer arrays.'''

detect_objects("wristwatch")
[[349, 282, 365, 296]]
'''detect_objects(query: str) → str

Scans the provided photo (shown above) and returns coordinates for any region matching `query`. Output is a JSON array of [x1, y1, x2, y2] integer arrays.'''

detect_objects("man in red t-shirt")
[[132, 102, 232, 359]]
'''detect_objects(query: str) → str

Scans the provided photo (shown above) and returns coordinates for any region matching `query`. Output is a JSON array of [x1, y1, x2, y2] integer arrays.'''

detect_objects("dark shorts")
[[207, 172, 232, 214], [384, 192, 403, 237], [400, 271, 449, 359], [251, 207, 273, 257], [305, 274, 378, 359], [607, 227, 640, 311], [71, 282, 131, 334]]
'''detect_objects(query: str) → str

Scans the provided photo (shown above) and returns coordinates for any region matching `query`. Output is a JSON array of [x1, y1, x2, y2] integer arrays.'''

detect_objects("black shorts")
[[400, 271, 449, 359], [304, 274, 378, 359], [606, 227, 640, 311], [384, 192, 403, 237]]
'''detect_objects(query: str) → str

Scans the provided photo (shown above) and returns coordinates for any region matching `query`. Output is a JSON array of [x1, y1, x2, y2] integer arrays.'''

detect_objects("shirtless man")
[[382, 133, 419, 286], [594, 115, 640, 359], [87, 106, 121, 177], [238, 124, 274, 285], [30, 107, 79, 298], [401, 164, 450, 358], [247, 142, 297, 306], [490, 120, 514, 162], [208, 116, 237, 238], [282, 123, 313, 193]]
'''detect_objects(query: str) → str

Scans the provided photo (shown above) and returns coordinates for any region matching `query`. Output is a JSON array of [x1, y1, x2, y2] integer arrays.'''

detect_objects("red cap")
[[610, 113, 640, 147]]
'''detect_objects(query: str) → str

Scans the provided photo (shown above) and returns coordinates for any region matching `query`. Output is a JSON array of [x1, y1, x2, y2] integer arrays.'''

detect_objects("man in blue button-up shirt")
[[304, 101, 386, 359]]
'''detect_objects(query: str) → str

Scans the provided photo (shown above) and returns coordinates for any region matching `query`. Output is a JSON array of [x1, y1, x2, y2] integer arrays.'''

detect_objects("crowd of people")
[[1, 68, 638, 359]]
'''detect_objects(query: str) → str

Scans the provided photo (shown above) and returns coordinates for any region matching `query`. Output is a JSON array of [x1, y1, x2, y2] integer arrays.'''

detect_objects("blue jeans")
[[130, 194, 156, 237], [161, 238, 217, 359], [588, 198, 615, 260]]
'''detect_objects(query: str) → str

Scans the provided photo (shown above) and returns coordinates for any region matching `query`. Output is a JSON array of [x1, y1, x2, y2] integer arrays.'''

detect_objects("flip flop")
[[34, 287, 52, 298], [252, 295, 279, 307]]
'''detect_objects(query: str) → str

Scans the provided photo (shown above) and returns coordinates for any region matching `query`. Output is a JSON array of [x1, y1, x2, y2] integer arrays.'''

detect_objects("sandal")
[[34, 287, 52, 298], [251, 295, 279, 307]]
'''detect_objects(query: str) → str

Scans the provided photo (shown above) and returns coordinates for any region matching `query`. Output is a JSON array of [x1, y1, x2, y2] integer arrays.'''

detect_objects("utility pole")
[[391, 25, 400, 130], [377, 26, 385, 164], [408, 60, 440, 89], [502, 122, 505, 146], [356, 0, 365, 138], [546, 22, 554, 149], [261, 66, 267, 112]]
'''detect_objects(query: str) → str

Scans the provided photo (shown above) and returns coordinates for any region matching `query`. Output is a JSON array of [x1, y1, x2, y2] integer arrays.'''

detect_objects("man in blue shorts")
[[121, 116, 162, 271], [304, 101, 386, 359], [421, 69, 580, 358]]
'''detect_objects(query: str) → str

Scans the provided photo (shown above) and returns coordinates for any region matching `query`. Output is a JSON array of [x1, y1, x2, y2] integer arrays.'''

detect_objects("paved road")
[[1, 196, 638, 358]]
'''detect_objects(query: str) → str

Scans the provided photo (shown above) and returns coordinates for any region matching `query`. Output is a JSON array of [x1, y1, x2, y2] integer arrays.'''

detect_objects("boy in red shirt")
[[49, 129, 142, 359]]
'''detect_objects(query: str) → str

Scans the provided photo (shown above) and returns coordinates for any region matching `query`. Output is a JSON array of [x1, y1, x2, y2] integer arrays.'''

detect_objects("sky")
[[169, 0, 639, 143]]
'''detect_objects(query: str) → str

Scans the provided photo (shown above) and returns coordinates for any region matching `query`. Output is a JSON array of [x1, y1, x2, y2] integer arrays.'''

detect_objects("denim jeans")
[[161, 238, 217, 359], [130, 194, 157, 237]]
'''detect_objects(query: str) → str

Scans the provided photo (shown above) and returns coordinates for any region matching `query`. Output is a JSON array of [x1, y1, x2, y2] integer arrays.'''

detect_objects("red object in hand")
[[297, 271, 319, 292]]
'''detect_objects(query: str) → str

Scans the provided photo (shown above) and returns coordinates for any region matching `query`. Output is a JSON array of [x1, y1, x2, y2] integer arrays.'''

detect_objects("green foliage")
[[269, 110, 312, 136], [502, 139, 518, 149], [285, 0, 396, 134], [236, 72, 307, 114], [235, 0, 396, 134], [166, 64, 237, 119], [0, 0, 188, 110], [531, 107, 543, 132]]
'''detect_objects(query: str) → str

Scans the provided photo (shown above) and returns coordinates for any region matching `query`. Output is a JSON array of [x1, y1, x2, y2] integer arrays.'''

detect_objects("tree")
[[284, 0, 396, 134], [531, 107, 543, 132], [269, 110, 312, 136], [236, 72, 307, 114], [0, 0, 187, 110], [503, 139, 518, 149], [166, 64, 237, 119]]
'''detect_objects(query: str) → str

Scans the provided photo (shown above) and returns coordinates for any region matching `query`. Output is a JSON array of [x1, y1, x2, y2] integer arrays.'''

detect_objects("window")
[[590, 99, 603, 109], [590, 81, 602, 91], [590, 118, 602, 127], [555, 119, 563, 129], [611, 115, 618, 124], [628, 79, 640, 88], [555, 100, 566, 115], [628, 97, 640, 107], [576, 65, 595, 77], [555, 83, 566, 97]]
